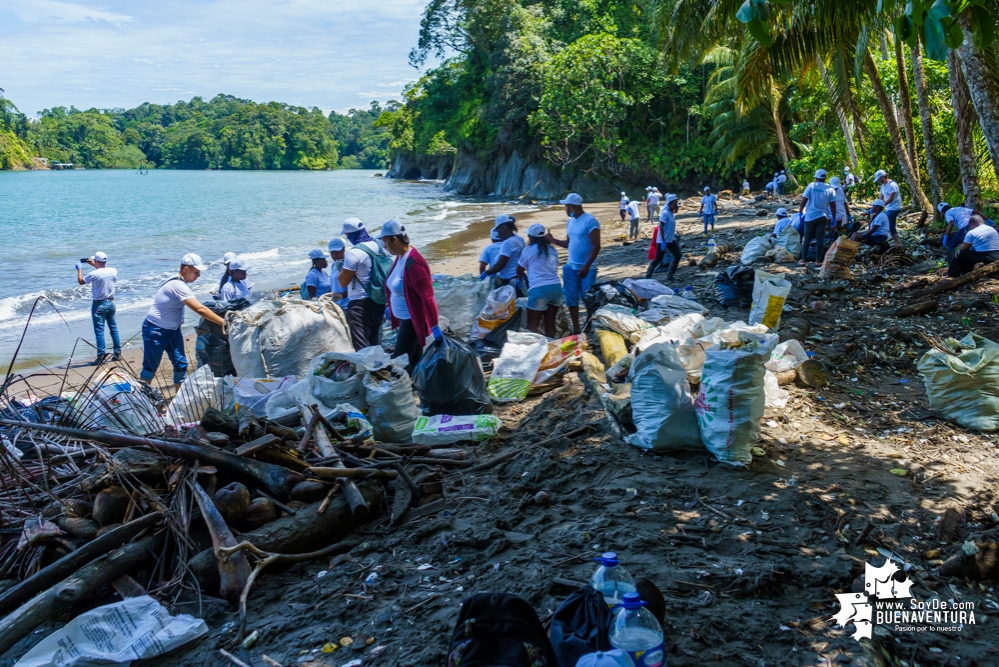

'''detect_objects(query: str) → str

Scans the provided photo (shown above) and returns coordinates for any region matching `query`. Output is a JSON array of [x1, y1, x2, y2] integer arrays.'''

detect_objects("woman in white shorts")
[[517, 223, 563, 338]]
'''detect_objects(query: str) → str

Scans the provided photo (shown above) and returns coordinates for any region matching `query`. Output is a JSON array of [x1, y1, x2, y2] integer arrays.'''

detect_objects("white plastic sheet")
[[765, 340, 809, 373], [165, 366, 223, 426], [632, 313, 707, 352], [625, 343, 701, 451], [764, 370, 789, 409], [594, 305, 654, 337], [14, 595, 207, 667], [434, 275, 492, 338], [623, 278, 675, 300], [228, 376, 296, 415], [649, 294, 709, 315]]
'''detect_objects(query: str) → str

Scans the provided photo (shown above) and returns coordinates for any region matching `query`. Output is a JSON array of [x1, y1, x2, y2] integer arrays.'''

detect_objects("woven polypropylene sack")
[[917, 333, 999, 432]]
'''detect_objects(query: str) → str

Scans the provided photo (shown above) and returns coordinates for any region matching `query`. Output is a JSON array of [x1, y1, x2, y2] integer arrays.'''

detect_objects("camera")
[[80, 257, 91, 263]]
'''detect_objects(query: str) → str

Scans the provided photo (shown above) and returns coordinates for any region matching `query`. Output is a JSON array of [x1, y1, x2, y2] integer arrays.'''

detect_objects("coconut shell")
[[64, 499, 93, 519], [240, 497, 277, 530], [290, 480, 327, 503], [213, 482, 251, 524], [56, 517, 101, 541], [93, 487, 130, 526]]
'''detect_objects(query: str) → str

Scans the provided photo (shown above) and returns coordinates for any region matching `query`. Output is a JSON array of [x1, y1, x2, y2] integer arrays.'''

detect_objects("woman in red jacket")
[[377, 220, 440, 372]]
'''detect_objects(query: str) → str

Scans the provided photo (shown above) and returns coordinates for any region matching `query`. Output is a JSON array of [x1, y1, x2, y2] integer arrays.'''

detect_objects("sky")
[[1, 0, 430, 116]]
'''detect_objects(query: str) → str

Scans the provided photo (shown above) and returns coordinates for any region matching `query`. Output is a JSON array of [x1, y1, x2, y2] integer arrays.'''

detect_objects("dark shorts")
[[347, 297, 385, 350]]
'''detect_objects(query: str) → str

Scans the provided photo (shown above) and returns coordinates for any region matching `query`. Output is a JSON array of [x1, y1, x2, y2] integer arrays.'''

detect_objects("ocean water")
[[0, 169, 531, 367]]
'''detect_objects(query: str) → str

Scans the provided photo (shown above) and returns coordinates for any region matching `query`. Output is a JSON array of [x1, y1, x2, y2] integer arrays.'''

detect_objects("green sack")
[[917, 333, 999, 432]]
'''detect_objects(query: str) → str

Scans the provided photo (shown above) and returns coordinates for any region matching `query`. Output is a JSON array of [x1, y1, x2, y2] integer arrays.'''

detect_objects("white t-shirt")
[[498, 235, 526, 279], [868, 212, 890, 237], [341, 241, 383, 301], [518, 243, 560, 289], [219, 279, 252, 301], [146, 277, 196, 330], [946, 207, 974, 230], [802, 181, 836, 222], [880, 180, 902, 211], [479, 241, 503, 268], [658, 209, 677, 244], [619, 197, 629, 210], [845, 173, 857, 186], [566, 213, 600, 269], [828, 186, 847, 222], [742, 181, 750, 190], [772, 216, 792, 236], [85, 267, 117, 301], [647, 193, 661, 206], [626, 200, 641, 220], [387, 250, 410, 319], [965, 225, 999, 251], [701, 194, 718, 214]]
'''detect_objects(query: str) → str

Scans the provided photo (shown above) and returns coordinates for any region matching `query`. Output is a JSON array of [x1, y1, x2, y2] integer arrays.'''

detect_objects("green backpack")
[[354, 243, 394, 305]]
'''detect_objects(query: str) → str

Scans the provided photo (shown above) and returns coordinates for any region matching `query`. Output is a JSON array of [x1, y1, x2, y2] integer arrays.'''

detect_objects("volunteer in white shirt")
[[699, 186, 718, 235], [874, 169, 903, 247], [336, 218, 388, 348], [482, 214, 526, 295], [141, 253, 224, 388], [777, 170, 787, 195], [939, 202, 975, 262], [646, 189, 661, 223], [769, 208, 793, 239], [217, 251, 237, 294], [218, 257, 253, 301], [626, 199, 642, 240], [619, 192, 629, 222], [949, 214, 999, 277], [517, 224, 563, 338], [646, 194, 681, 280], [478, 229, 503, 274], [850, 199, 891, 246], [844, 167, 856, 197], [546, 193, 601, 334], [798, 169, 837, 267], [741, 180, 750, 196], [76, 251, 121, 365], [827, 176, 851, 231]]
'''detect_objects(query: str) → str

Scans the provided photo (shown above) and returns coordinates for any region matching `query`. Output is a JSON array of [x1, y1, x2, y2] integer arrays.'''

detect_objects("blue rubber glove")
[[479, 272, 489, 281], [75, 263, 83, 271], [431, 325, 443, 341], [942, 234, 949, 247]]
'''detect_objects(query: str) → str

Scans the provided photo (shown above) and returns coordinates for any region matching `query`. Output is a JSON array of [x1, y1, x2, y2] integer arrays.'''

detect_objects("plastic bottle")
[[590, 552, 636, 607], [682, 286, 695, 300], [609, 592, 666, 667], [707, 236, 717, 254]]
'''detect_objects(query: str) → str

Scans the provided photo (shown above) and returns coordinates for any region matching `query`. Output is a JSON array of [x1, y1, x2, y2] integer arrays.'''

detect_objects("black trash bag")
[[448, 592, 559, 667], [550, 586, 613, 667], [413, 335, 492, 416], [583, 281, 640, 314], [713, 265, 755, 308], [196, 298, 250, 377]]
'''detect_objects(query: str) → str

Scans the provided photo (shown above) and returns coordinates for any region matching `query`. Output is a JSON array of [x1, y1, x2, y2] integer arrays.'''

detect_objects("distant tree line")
[[0, 92, 398, 171]]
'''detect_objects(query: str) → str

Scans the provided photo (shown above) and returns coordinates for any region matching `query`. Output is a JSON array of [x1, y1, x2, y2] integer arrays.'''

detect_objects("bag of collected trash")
[[228, 375, 296, 416], [713, 265, 755, 308], [535, 335, 585, 385], [583, 281, 640, 314], [70, 370, 164, 436], [448, 592, 559, 667], [740, 235, 773, 265], [649, 294, 708, 315], [363, 360, 421, 443], [917, 333, 999, 432], [433, 274, 492, 338], [165, 365, 223, 426], [775, 227, 801, 260], [413, 335, 491, 416], [764, 370, 789, 409], [196, 298, 250, 377], [632, 313, 707, 353], [748, 270, 791, 331], [594, 305, 654, 337], [695, 332, 778, 464], [550, 586, 613, 667], [228, 297, 353, 380], [309, 346, 391, 412], [412, 414, 502, 445], [626, 343, 702, 452], [470, 285, 517, 340], [819, 236, 861, 280], [488, 331, 550, 402], [14, 595, 207, 667], [327, 402, 373, 440], [765, 339, 809, 373], [622, 278, 674, 301]]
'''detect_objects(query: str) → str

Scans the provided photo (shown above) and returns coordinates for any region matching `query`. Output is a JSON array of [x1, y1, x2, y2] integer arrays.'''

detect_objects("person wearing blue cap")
[[850, 199, 891, 247], [76, 251, 120, 365], [335, 218, 389, 348], [304, 248, 331, 300], [547, 193, 601, 334], [478, 228, 503, 277]]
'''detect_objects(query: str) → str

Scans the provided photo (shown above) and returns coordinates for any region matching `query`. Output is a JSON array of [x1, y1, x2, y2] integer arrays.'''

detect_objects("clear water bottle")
[[682, 286, 695, 300], [707, 236, 717, 254], [590, 552, 636, 607], [609, 592, 666, 667]]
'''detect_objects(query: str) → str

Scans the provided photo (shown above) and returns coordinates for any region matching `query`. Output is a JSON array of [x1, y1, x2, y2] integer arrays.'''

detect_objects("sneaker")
[[87, 354, 108, 366]]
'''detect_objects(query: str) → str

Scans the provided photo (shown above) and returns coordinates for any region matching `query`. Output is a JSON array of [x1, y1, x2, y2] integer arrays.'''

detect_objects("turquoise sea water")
[[0, 169, 528, 367]]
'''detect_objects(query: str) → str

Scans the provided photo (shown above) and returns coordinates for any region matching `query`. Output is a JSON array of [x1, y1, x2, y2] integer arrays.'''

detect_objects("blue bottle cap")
[[594, 552, 619, 567], [621, 592, 648, 609]]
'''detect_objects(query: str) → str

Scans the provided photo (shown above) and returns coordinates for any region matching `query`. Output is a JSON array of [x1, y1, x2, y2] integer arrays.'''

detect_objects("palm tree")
[[955, 10, 999, 180], [911, 35, 944, 212], [947, 49, 984, 210]]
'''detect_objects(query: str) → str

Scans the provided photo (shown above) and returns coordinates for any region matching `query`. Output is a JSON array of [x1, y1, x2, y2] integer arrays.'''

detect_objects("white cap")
[[575, 650, 636, 667], [621, 191, 626, 195], [490, 229, 501, 242], [780, 170, 785, 174], [814, 169, 827, 179], [873, 169, 887, 181], [375, 219, 406, 239], [559, 193, 583, 206], [93, 251, 108, 262], [181, 253, 207, 271], [871, 199, 886, 208], [340, 217, 365, 235], [223, 252, 237, 264], [829, 176, 841, 187], [308, 249, 325, 260], [937, 202, 951, 212], [527, 223, 546, 237], [844, 166, 851, 172], [328, 238, 345, 252], [645, 186, 652, 191], [776, 207, 788, 217], [703, 186, 710, 192], [493, 213, 516, 229], [665, 193, 678, 204], [228, 257, 251, 271]]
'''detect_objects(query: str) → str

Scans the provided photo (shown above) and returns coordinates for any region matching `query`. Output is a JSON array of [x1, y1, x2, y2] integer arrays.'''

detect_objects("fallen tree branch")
[[909, 260, 999, 299], [308, 466, 399, 481], [882, 298, 938, 317], [193, 479, 251, 606]]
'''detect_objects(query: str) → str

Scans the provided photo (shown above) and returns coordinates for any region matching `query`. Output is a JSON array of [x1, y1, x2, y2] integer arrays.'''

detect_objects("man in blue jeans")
[[546, 193, 601, 334], [76, 251, 121, 365], [141, 253, 225, 391]]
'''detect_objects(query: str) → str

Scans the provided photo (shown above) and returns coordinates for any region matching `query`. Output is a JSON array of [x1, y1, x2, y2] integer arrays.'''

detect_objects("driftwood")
[[0, 420, 302, 499], [909, 260, 999, 299], [298, 405, 367, 514], [0, 512, 161, 618], [193, 480, 251, 605], [308, 467, 399, 481], [0, 533, 164, 654], [697, 244, 732, 269], [883, 298, 938, 317], [235, 434, 280, 457]]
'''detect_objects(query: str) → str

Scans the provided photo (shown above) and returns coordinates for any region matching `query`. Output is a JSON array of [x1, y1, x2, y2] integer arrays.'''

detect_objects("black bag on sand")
[[413, 335, 492, 416], [583, 281, 640, 315], [713, 266, 754, 308], [550, 586, 613, 667], [448, 592, 559, 667]]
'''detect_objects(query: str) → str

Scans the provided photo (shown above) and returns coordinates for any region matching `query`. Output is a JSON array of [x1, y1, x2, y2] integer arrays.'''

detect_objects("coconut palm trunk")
[[911, 37, 942, 213], [956, 11, 999, 180], [818, 58, 859, 173], [947, 49, 983, 211], [894, 38, 919, 185]]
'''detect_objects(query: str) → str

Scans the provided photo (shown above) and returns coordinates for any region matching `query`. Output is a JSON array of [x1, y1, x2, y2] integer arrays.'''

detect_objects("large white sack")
[[434, 274, 492, 338], [679, 321, 770, 383], [775, 226, 801, 260], [740, 236, 773, 265], [487, 331, 549, 402], [165, 365, 222, 426], [632, 313, 707, 351], [363, 364, 421, 443], [917, 333, 999, 432], [625, 343, 701, 452], [748, 270, 791, 331], [695, 332, 778, 465], [228, 297, 353, 379], [308, 346, 392, 411]]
